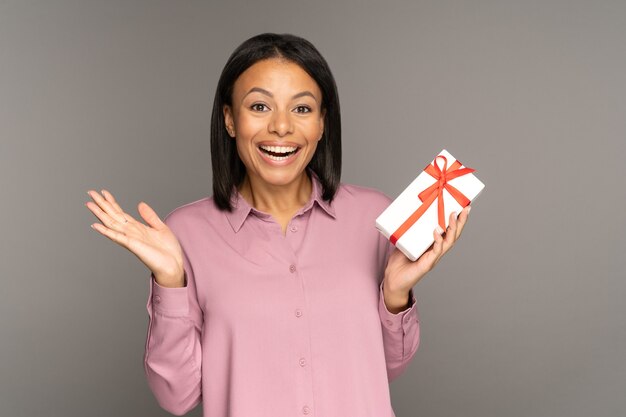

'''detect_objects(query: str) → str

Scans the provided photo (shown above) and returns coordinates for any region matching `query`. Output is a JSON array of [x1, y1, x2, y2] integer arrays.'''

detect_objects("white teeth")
[[259, 145, 298, 153], [258, 144, 299, 162], [265, 153, 291, 161]]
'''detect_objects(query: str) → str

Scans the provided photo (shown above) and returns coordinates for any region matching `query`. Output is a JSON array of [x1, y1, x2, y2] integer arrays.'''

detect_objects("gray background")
[[1, 0, 624, 416]]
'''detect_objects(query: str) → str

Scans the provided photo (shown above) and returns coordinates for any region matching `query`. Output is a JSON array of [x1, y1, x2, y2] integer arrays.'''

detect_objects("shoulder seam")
[[164, 196, 212, 221]]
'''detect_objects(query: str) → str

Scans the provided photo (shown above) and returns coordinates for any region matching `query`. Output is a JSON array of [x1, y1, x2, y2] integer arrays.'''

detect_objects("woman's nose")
[[268, 109, 293, 136]]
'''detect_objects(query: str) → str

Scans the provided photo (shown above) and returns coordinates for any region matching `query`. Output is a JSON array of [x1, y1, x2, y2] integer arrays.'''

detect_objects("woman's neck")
[[238, 171, 313, 216]]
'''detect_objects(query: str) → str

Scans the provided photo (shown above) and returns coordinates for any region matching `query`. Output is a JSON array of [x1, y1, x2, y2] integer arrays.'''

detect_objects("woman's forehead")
[[233, 59, 322, 100]]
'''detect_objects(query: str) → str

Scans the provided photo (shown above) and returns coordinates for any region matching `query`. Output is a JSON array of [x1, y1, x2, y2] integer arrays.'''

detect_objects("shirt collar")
[[225, 169, 336, 233]]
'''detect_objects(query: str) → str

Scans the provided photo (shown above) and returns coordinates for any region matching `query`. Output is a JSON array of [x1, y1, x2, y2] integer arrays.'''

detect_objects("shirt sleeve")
[[143, 247, 203, 416], [378, 242, 421, 383]]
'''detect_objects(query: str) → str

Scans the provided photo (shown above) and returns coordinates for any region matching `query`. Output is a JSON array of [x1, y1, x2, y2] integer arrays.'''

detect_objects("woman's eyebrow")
[[244, 87, 318, 103]]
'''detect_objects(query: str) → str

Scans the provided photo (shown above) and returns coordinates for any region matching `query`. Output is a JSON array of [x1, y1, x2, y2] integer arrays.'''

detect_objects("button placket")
[[281, 216, 314, 414]]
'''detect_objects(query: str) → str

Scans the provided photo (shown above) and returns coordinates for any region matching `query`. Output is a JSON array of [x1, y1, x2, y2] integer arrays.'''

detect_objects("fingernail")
[[435, 225, 444, 235], [467, 206, 471, 215]]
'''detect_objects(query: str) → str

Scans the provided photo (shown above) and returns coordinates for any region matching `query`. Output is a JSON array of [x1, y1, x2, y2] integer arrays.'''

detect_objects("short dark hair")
[[210, 33, 342, 211]]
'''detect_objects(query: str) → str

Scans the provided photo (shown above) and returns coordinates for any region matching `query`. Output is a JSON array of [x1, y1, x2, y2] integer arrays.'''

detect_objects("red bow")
[[390, 155, 475, 246]]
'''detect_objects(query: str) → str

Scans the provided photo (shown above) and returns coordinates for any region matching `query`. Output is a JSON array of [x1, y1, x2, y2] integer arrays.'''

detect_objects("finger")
[[432, 225, 444, 259], [455, 206, 470, 240], [445, 211, 459, 240], [443, 211, 458, 252], [85, 198, 130, 233], [137, 201, 167, 230], [100, 189, 126, 217], [87, 190, 128, 224]]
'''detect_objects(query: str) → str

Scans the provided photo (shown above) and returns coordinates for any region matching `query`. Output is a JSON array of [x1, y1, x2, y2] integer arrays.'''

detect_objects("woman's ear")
[[223, 105, 236, 138]]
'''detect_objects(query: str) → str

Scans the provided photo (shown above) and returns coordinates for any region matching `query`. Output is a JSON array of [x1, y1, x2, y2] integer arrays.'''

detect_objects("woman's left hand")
[[383, 205, 471, 303]]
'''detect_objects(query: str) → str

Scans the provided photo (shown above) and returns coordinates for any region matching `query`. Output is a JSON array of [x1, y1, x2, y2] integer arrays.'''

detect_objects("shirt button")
[[289, 264, 296, 273], [290, 225, 298, 232], [302, 405, 311, 414], [299, 357, 306, 366], [295, 309, 303, 317], [404, 315, 411, 323], [385, 319, 393, 326], [153, 295, 161, 304]]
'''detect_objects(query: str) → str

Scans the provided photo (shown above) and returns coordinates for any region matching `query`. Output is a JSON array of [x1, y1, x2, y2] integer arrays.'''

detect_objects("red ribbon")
[[389, 155, 475, 246]]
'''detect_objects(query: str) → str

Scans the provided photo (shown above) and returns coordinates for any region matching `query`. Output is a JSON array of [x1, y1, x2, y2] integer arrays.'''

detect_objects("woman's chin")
[[252, 167, 307, 188]]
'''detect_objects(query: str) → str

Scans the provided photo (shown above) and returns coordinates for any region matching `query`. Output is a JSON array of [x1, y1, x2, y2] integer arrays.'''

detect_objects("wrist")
[[154, 271, 186, 288], [382, 281, 411, 314]]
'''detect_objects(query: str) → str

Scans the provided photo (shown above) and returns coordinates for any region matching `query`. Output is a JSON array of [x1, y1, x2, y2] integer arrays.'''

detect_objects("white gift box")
[[376, 149, 485, 261]]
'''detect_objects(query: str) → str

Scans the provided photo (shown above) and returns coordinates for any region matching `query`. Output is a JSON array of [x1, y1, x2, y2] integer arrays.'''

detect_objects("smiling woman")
[[86, 32, 471, 417], [221, 58, 326, 223], [209, 34, 343, 224]]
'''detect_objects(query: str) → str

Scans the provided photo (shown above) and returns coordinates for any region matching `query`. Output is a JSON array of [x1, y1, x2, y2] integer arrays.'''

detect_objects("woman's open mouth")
[[257, 145, 301, 162]]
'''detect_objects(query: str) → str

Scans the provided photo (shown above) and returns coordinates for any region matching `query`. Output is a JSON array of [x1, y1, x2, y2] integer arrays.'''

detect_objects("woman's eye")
[[294, 105, 312, 113], [251, 103, 269, 112]]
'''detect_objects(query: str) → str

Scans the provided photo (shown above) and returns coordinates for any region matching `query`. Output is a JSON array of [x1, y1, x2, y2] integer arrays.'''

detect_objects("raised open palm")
[[85, 189, 185, 287]]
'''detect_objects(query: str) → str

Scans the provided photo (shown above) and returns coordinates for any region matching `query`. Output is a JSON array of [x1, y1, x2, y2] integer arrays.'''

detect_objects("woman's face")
[[223, 58, 325, 189]]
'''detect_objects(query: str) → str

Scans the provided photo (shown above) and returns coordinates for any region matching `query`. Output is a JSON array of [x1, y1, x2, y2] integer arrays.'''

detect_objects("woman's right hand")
[[85, 189, 185, 288]]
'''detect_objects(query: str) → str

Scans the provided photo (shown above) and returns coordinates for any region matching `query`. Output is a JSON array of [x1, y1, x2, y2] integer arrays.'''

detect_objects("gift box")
[[376, 149, 485, 261]]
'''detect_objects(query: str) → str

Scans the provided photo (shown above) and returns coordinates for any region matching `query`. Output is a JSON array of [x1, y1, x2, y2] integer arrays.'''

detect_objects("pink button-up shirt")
[[144, 170, 420, 417]]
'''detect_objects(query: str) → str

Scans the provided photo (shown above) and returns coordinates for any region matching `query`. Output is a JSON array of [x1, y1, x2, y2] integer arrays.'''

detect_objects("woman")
[[85, 33, 469, 417]]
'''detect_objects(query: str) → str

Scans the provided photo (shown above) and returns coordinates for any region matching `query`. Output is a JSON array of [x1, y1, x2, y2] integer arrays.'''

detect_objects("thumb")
[[138, 201, 166, 230]]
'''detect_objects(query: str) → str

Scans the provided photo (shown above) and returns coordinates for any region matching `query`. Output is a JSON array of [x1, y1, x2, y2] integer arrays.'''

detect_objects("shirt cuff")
[[378, 280, 418, 332], [150, 272, 189, 317]]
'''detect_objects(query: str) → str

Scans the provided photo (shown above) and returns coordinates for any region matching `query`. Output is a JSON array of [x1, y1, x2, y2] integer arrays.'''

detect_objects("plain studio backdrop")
[[1, 1, 624, 416]]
